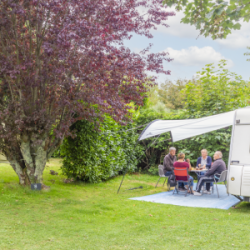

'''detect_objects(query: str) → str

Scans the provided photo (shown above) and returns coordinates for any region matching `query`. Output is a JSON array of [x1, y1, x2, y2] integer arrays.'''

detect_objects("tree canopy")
[[182, 60, 250, 117], [0, 0, 174, 186], [158, 79, 188, 110], [164, 0, 250, 39]]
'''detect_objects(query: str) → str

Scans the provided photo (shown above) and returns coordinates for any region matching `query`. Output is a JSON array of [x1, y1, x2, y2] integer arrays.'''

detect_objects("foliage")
[[60, 116, 144, 183], [0, 160, 250, 249], [143, 79, 190, 112], [183, 60, 250, 117], [142, 86, 171, 114], [51, 147, 62, 158], [0, 0, 174, 185], [148, 165, 160, 175], [164, 0, 250, 39], [158, 79, 190, 110], [244, 47, 250, 61]]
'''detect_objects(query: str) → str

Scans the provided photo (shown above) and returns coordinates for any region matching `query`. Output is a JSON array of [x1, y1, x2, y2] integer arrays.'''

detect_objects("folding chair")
[[203, 170, 228, 198], [173, 168, 192, 197], [155, 165, 168, 188]]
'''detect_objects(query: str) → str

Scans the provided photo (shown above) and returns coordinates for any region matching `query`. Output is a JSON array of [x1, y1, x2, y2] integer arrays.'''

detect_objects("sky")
[[123, 7, 250, 85]]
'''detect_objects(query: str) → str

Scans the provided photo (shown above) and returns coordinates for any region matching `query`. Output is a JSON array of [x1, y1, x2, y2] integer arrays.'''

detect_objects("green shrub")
[[51, 147, 62, 158], [148, 165, 159, 175], [60, 116, 144, 183]]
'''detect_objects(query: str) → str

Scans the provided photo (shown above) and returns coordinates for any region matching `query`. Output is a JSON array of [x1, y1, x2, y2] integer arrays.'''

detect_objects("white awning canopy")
[[139, 109, 239, 142]]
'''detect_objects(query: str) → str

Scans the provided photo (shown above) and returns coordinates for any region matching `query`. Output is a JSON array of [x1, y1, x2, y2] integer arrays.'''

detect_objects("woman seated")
[[173, 152, 194, 194], [196, 149, 213, 190], [196, 149, 212, 170]]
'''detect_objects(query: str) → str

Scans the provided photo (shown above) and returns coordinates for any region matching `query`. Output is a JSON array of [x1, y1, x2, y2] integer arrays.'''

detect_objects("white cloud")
[[156, 7, 249, 49], [165, 46, 234, 67], [216, 22, 250, 49], [156, 8, 199, 39]]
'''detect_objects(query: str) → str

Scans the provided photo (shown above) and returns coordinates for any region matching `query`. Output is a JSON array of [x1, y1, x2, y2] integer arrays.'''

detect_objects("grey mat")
[[130, 184, 240, 210]]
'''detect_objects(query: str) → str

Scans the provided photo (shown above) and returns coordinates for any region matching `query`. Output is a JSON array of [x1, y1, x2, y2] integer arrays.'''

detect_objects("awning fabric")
[[139, 110, 236, 142]]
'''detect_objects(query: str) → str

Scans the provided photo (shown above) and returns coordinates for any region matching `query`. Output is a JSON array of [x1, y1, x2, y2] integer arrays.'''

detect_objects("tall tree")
[[158, 79, 189, 110], [183, 60, 250, 117], [0, 0, 174, 186], [164, 0, 250, 39]]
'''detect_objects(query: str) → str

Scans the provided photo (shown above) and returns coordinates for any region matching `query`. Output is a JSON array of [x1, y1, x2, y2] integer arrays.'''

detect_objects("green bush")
[[183, 60, 250, 117], [147, 165, 159, 175], [60, 116, 144, 183], [51, 147, 62, 158]]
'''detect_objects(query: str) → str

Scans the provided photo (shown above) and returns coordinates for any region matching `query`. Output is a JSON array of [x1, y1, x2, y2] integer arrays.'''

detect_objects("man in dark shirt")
[[194, 151, 226, 196], [163, 147, 176, 176]]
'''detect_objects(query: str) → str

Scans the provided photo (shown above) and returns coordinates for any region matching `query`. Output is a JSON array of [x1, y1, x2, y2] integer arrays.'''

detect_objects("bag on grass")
[[167, 174, 176, 187]]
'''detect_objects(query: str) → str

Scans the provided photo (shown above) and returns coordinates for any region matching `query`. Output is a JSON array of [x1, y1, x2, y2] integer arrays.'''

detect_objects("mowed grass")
[[0, 159, 250, 250]]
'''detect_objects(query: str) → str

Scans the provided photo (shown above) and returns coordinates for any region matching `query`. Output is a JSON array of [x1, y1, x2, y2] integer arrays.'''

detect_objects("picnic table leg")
[[195, 173, 200, 190]]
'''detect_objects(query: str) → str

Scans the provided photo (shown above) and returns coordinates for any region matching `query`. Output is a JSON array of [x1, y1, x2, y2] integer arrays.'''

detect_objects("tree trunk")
[[4, 136, 49, 187], [34, 141, 47, 183], [6, 156, 30, 185], [20, 140, 36, 183]]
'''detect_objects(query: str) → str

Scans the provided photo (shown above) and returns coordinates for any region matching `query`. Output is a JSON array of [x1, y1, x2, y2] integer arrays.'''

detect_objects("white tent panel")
[[171, 111, 235, 142], [139, 110, 236, 142], [138, 119, 196, 141]]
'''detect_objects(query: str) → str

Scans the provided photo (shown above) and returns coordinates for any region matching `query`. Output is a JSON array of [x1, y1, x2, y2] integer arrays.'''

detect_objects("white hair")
[[201, 149, 208, 154], [215, 151, 223, 158], [169, 147, 176, 152]]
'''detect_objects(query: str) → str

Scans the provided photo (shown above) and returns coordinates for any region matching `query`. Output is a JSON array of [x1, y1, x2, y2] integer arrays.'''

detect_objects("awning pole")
[[117, 134, 162, 194], [117, 140, 139, 194]]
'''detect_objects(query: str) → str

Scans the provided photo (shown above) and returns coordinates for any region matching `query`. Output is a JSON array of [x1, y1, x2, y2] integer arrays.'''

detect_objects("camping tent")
[[138, 110, 236, 142]]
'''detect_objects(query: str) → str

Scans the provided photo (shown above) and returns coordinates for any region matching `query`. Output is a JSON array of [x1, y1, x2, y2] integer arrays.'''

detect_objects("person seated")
[[196, 149, 212, 170], [173, 152, 194, 194], [196, 149, 213, 189], [163, 147, 176, 176], [193, 151, 226, 196]]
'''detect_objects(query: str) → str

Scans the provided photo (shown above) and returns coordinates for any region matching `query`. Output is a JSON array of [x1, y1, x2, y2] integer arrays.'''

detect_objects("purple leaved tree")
[[0, 0, 174, 187]]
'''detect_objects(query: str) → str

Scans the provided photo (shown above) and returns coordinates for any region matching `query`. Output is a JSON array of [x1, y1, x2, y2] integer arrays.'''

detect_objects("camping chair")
[[173, 168, 192, 197], [155, 165, 168, 188], [203, 170, 228, 198]]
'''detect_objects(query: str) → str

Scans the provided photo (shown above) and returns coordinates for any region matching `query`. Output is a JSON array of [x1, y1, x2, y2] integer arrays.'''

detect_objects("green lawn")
[[0, 159, 249, 250]]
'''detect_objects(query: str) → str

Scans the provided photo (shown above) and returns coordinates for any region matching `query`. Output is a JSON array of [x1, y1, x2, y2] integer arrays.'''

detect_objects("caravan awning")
[[139, 110, 236, 142]]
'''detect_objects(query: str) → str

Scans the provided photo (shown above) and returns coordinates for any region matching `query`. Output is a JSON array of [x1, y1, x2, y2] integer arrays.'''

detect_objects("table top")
[[190, 168, 207, 172]]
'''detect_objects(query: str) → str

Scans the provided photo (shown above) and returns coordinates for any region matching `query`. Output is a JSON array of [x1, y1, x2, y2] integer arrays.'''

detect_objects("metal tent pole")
[[117, 141, 138, 194], [117, 134, 161, 194]]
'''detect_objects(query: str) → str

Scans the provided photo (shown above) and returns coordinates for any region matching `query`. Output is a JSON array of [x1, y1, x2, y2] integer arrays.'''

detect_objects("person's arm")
[[186, 159, 192, 170], [196, 157, 200, 167], [163, 156, 171, 171], [206, 156, 212, 168], [205, 161, 219, 176], [163, 156, 166, 167]]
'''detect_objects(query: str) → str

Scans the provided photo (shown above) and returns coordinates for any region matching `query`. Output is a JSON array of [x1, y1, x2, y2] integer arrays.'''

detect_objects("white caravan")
[[228, 108, 250, 201], [138, 107, 250, 201]]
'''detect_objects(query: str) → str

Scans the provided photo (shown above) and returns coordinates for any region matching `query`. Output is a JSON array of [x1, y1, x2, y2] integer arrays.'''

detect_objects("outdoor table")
[[190, 168, 207, 173], [189, 168, 210, 191], [189, 168, 207, 180]]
